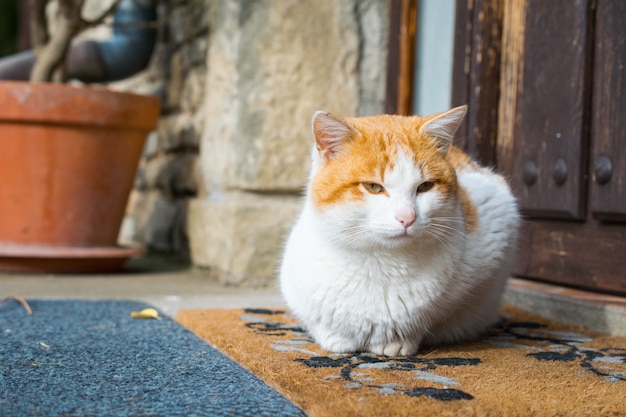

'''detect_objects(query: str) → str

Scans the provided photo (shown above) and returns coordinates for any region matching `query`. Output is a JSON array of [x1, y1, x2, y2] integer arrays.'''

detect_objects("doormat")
[[0, 299, 306, 417], [176, 306, 626, 417]]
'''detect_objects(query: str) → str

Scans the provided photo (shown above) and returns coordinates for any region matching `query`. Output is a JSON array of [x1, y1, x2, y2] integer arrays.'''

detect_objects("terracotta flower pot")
[[0, 81, 160, 273]]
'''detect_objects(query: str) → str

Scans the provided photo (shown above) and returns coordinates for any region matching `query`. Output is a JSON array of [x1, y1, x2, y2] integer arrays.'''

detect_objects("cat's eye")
[[362, 182, 385, 194], [417, 181, 435, 193]]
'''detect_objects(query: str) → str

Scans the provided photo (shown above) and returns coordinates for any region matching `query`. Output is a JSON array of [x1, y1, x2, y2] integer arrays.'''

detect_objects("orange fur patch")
[[311, 114, 460, 208], [311, 116, 397, 208], [446, 146, 483, 174], [458, 186, 479, 234], [446, 147, 483, 234]]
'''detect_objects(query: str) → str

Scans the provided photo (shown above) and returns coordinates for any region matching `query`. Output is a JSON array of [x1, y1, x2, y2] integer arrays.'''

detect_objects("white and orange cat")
[[280, 105, 519, 356]]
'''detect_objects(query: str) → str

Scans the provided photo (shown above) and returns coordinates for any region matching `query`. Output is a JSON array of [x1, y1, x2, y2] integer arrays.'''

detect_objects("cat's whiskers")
[[336, 224, 386, 247], [420, 220, 464, 254], [428, 222, 466, 241], [429, 215, 465, 227], [423, 229, 456, 253], [334, 216, 466, 253]]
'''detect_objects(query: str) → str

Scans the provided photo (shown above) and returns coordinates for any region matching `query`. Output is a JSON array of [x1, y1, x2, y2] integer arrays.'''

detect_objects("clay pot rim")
[[0, 80, 160, 130]]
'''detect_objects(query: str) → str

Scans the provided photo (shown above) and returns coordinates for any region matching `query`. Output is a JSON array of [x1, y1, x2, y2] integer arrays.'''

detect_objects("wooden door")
[[496, 0, 626, 295], [510, 0, 592, 220], [590, 0, 626, 223], [386, 0, 626, 294]]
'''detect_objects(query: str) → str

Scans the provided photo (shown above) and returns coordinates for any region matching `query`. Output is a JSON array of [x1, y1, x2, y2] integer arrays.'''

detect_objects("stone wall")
[[120, 0, 389, 285], [187, 0, 389, 286], [118, 0, 209, 257]]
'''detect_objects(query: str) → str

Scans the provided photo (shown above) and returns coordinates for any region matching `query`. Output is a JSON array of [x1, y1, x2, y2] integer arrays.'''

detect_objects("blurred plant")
[[29, 0, 121, 82]]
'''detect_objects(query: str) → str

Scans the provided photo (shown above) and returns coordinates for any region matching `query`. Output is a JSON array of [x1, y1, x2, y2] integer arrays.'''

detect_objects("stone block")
[[162, 153, 198, 196], [157, 114, 200, 152], [180, 67, 206, 113], [188, 192, 303, 287], [122, 190, 189, 253], [356, 0, 389, 116], [138, 153, 198, 196], [200, 0, 362, 194], [142, 131, 160, 160], [169, 0, 209, 45], [166, 50, 183, 110], [181, 36, 209, 69], [137, 154, 167, 190]]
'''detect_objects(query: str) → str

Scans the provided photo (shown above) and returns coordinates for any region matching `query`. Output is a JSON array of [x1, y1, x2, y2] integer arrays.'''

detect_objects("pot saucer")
[[0, 244, 145, 273]]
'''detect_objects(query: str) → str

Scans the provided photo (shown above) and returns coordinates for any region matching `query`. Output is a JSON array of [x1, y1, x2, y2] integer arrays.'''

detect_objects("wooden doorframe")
[[385, 0, 417, 116], [386, 0, 504, 167]]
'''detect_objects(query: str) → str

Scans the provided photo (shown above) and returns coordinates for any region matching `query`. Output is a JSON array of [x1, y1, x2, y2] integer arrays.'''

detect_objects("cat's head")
[[308, 105, 467, 250]]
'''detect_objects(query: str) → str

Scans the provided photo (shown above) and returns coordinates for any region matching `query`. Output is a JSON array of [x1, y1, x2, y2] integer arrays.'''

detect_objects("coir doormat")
[[177, 306, 626, 417]]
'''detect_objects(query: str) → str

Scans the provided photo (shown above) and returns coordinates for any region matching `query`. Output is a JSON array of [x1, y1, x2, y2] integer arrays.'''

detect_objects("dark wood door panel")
[[590, 0, 626, 222], [514, 219, 626, 295], [511, 0, 592, 220], [448, 0, 626, 294], [451, 0, 503, 168]]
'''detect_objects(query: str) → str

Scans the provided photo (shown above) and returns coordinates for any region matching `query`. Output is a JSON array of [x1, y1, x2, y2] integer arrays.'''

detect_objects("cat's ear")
[[312, 111, 355, 161], [419, 105, 467, 155]]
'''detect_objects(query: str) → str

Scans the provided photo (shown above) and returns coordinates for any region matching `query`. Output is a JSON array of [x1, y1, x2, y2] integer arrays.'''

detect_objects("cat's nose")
[[395, 212, 416, 229]]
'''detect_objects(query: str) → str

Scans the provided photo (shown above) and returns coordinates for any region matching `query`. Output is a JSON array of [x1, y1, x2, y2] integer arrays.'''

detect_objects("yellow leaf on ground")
[[130, 308, 161, 320]]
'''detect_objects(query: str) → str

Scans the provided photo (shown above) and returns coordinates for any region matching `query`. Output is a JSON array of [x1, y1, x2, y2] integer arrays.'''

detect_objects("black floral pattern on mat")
[[240, 310, 478, 401], [492, 320, 626, 382], [244, 308, 286, 315], [240, 309, 626, 402], [296, 354, 478, 401], [243, 308, 306, 336]]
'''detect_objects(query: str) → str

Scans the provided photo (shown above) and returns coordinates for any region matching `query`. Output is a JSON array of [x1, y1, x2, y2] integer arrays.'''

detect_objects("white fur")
[[280, 134, 518, 357]]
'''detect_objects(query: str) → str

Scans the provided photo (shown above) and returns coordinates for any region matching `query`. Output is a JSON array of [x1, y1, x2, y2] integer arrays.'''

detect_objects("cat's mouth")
[[387, 229, 414, 240]]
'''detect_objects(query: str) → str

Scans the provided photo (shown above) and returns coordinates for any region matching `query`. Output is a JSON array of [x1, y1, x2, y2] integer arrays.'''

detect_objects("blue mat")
[[0, 299, 306, 417]]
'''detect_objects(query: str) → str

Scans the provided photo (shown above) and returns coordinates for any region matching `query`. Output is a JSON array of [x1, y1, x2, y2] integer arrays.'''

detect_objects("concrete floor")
[[0, 256, 284, 317], [1, 256, 625, 336]]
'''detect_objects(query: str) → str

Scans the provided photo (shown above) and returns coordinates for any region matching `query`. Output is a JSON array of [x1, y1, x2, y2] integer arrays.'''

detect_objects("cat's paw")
[[316, 331, 359, 353], [369, 340, 419, 357]]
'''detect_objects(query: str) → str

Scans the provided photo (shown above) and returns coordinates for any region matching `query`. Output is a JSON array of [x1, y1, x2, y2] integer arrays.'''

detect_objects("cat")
[[279, 105, 519, 356]]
